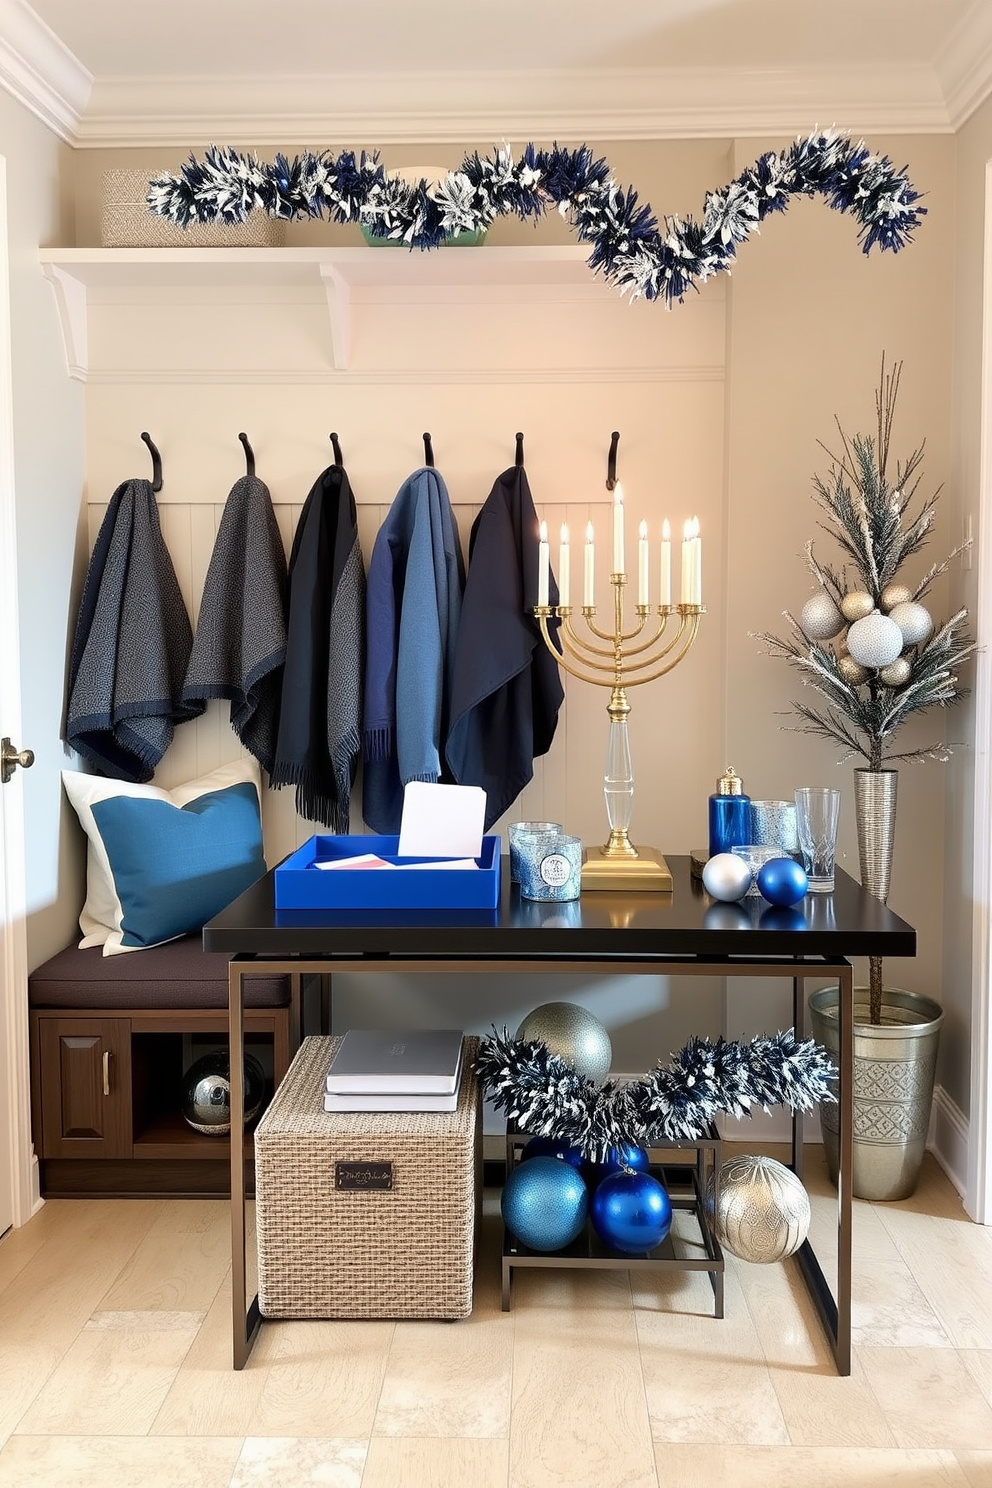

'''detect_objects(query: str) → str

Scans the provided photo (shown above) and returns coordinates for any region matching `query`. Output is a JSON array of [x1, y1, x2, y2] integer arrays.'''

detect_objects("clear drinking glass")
[[794, 787, 841, 891]]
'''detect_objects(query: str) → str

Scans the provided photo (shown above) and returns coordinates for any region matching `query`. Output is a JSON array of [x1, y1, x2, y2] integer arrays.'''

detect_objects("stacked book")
[[323, 1028, 465, 1112]]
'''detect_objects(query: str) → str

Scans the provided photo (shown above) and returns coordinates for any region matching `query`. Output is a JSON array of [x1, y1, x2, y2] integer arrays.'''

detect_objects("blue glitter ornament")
[[756, 856, 808, 907], [520, 1135, 584, 1169], [590, 1169, 672, 1254], [501, 1156, 589, 1252]]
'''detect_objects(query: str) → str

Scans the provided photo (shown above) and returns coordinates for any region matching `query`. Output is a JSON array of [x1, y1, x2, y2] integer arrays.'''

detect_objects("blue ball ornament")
[[756, 856, 808, 907], [590, 1169, 673, 1255], [501, 1156, 589, 1252], [520, 1135, 584, 1169]]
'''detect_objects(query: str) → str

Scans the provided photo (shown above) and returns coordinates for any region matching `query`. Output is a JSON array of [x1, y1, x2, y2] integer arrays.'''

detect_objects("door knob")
[[1, 737, 35, 784]]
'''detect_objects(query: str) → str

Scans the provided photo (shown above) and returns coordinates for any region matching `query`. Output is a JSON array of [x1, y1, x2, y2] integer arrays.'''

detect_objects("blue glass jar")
[[708, 766, 751, 858]]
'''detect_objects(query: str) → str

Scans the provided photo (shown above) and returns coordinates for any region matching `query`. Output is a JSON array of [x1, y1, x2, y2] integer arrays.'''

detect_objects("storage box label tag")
[[335, 1160, 393, 1192]]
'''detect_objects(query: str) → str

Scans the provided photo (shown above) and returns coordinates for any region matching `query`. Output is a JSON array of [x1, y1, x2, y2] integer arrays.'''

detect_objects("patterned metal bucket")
[[809, 986, 943, 1201]]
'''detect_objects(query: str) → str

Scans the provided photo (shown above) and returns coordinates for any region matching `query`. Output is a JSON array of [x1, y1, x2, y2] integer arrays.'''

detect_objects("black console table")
[[204, 855, 916, 1373]]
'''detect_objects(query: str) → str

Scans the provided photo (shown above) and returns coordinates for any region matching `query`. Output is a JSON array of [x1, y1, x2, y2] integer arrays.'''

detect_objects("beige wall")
[[56, 136, 969, 1092], [0, 89, 86, 968]]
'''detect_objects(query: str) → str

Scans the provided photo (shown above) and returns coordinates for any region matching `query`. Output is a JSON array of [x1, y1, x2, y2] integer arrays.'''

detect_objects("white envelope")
[[397, 781, 487, 859]]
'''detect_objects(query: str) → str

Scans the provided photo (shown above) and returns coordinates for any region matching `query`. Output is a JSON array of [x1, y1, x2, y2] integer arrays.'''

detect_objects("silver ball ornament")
[[846, 611, 904, 669], [836, 654, 868, 686], [840, 590, 874, 623], [709, 1154, 811, 1263], [880, 582, 913, 613], [702, 852, 753, 903], [887, 600, 934, 647], [799, 591, 844, 640], [515, 1001, 612, 1084], [879, 656, 912, 687]]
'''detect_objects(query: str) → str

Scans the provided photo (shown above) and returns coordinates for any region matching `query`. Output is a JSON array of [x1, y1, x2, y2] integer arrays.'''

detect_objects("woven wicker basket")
[[100, 170, 286, 248], [255, 1035, 480, 1320]]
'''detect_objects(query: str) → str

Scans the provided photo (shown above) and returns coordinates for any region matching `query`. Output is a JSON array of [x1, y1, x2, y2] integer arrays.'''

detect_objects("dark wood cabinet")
[[30, 1005, 292, 1198]]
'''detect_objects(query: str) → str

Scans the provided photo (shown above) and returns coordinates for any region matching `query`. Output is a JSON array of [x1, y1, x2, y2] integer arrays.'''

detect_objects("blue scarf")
[[363, 467, 464, 834]]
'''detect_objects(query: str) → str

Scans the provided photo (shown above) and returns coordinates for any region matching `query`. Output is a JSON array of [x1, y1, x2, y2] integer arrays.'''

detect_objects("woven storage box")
[[255, 1035, 480, 1320], [101, 170, 286, 248]]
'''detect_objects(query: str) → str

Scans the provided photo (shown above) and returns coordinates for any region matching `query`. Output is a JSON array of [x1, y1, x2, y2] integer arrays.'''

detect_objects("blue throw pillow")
[[89, 781, 265, 950]]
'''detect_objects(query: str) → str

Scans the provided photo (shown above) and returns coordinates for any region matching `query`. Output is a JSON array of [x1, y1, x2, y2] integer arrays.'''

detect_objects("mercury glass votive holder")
[[508, 820, 561, 883], [518, 830, 583, 903], [730, 844, 782, 897], [749, 799, 800, 855]]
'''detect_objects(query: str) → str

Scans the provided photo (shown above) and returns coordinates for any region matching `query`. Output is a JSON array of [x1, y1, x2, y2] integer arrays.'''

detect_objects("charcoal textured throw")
[[64, 478, 202, 781], [363, 466, 464, 834], [445, 465, 564, 827], [270, 462, 365, 829], [181, 474, 288, 773]]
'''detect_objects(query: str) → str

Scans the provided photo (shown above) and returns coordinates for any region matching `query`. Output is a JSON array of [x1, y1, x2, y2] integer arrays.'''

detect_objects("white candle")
[[612, 481, 625, 574], [692, 516, 702, 604], [637, 520, 649, 606], [538, 520, 549, 607], [584, 520, 595, 607], [681, 518, 692, 604], [660, 518, 672, 607], [558, 522, 570, 608]]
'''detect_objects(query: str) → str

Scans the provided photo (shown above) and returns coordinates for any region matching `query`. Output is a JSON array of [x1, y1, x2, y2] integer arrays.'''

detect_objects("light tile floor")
[[2, 1147, 992, 1487]]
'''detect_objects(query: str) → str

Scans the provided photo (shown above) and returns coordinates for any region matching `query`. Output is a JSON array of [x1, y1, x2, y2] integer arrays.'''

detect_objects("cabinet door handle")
[[103, 1050, 111, 1096]]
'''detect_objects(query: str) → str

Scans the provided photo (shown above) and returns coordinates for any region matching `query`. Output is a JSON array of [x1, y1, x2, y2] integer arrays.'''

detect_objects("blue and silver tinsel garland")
[[475, 1026, 837, 1159], [146, 132, 924, 306]]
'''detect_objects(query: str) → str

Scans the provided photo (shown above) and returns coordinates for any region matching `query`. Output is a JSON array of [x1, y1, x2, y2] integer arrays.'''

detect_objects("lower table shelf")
[[500, 1127, 725, 1315]]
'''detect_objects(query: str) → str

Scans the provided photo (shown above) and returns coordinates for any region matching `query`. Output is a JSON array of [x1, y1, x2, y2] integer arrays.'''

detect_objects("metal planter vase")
[[809, 986, 944, 1202]]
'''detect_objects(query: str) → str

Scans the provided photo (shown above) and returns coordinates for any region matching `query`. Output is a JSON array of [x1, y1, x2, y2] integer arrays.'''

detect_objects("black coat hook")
[[330, 432, 343, 466], [140, 431, 162, 492], [238, 432, 255, 480], [423, 432, 434, 468], [606, 431, 620, 491], [515, 432, 524, 467]]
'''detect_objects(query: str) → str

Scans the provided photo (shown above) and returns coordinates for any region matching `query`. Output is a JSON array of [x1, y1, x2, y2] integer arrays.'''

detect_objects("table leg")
[[792, 960, 853, 1375], [229, 958, 261, 1370]]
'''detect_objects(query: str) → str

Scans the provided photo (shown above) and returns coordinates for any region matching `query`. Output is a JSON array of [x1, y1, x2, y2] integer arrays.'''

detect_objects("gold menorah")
[[533, 438, 704, 891]]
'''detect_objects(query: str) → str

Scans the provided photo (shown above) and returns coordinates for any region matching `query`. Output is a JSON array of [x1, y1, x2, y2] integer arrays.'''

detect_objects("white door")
[[0, 153, 32, 1237]]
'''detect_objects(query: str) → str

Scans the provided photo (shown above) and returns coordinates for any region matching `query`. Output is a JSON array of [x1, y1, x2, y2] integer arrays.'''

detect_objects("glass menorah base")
[[580, 844, 673, 893]]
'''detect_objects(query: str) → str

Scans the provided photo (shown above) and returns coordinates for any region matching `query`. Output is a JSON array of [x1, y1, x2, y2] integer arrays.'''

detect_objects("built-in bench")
[[29, 935, 297, 1199]]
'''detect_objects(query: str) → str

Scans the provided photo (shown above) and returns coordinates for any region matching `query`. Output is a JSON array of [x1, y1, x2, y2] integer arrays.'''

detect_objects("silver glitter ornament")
[[887, 600, 934, 647], [840, 590, 874, 622], [846, 611, 904, 669], [799, 591, 845, 640], [710, 1154, 811, 1263], [516, 1001, 613, 1085]]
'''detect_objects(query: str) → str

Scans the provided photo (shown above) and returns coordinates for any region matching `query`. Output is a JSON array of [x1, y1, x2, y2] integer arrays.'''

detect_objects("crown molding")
[[0, 0, 89, 143], [935, 1, 992, 130], [70, 64, 955, 148]]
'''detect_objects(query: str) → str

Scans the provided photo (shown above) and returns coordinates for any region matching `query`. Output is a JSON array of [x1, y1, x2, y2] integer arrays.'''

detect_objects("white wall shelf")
[[38, 245, 605, 377]]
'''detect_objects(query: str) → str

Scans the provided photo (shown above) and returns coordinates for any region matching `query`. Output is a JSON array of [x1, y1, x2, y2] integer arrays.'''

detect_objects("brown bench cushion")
[[29, 935, 291, 1010]]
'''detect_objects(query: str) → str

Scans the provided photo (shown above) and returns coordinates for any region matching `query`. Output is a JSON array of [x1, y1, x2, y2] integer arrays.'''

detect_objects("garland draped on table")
[[147, 131, 924, 306], [475, 1026, 837, 1160]]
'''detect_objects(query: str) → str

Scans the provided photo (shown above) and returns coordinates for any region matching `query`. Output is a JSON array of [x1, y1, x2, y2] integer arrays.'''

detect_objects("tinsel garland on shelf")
[[146, 132, 924, 306], [475, 1026, 837, 1159]]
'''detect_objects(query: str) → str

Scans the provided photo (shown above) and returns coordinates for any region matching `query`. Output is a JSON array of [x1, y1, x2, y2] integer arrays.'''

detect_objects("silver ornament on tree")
[[799, 591, 844, 640], [516, 1001, 612, 1085], [846, 611, 904, 669], [709, 1154, 811, 1263], [888, 600, 933, 647]]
